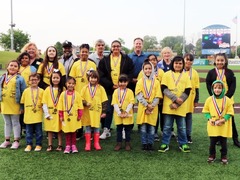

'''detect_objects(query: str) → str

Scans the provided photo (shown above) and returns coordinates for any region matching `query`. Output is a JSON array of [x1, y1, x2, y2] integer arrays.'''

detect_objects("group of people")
[[0, 37, 239, 164]]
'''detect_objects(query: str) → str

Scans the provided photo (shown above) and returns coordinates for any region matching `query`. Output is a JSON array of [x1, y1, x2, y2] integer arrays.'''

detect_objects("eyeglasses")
[[29, 79, 39, 81], [112, 45, 121, 48]]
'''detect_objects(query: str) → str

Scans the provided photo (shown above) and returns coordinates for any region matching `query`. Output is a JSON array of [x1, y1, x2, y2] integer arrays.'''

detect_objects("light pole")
[[10, 0, 15, 51], [182, 0, 186, 55]]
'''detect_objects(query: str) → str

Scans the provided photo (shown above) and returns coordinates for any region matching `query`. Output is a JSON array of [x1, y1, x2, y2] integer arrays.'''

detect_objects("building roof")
[[202, 24, 230, 30]]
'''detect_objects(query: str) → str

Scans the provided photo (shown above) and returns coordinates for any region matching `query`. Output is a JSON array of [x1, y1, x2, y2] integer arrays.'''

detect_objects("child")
[[202, 80, 234, 164], [159, 56, 191, 153], [17, 52, 37, 136], [135, 60, 162, 151], [206, 53, 240, 147], [37, 46, 66, 89], [112, 74, 134, 151], [42, 70, 64, 151], [0, 60, 26, 149], [58, 77, 83, 154], [81, 70, 108, 151], [20, 73, 44, 152], [138, 54, 164, 141], [183, 53, 199, 143]]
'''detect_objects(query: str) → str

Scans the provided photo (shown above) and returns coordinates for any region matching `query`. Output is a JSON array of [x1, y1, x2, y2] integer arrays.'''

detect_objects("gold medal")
[[81, 78, 85, 82], [53, 108, 57, 114], [67, 118, 71, 122], [32, 108, 37, 113]]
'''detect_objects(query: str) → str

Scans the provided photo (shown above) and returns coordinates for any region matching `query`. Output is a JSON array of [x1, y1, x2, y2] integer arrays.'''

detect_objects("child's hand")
[[176, 98, 183, 105], [20, 109, 24, 114], [77, 117, 81, 121], [145, 109, 152, 115], [100, 113, 106, 118], [216, 119, 225, 126], [46, 116, 51, 120], [209, 119, 215, 126], [170, 103, 178, 109]]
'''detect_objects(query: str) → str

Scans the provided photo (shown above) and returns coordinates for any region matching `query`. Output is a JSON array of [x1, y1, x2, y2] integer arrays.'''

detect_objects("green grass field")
[[0, 114, 240, 179]]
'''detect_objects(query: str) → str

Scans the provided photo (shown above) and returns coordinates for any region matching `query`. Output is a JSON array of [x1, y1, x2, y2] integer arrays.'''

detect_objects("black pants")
[[209, 136, 227, 157], [232, 116, 238, 141], [116, 124, 132, 142]]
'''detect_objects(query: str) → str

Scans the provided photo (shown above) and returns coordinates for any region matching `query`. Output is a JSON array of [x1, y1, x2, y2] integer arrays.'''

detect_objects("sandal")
[[56, 145, 63, 151], [47, 145, 53, 152]]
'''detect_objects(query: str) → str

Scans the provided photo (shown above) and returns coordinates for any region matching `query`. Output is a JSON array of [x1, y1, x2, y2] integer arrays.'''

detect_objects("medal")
[[118, 88, 127, 107], [4, 73, 17, 85], [171, 71, 183, 90], [80, 60, 88, 79], [88, 83, 98, 99], [111, 55, 120, 68], [212, 96, 226, 118], [46, 63, 54, 74], [215, 67, 225, 81], [81, 78, 85, 82], [31, 87, 39, 113], [143, 78, 155, 99], [50, 86, 60, 113], [64, 90, 75, 116], [67, 118, 71, 122]]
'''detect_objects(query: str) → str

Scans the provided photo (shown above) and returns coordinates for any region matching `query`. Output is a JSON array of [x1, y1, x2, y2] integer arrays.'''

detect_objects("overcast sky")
[[0, 0, 239, 51]]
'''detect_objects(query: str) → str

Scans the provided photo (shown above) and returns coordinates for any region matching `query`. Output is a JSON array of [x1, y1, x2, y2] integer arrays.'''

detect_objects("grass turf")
[[0, 114, 240, 179]]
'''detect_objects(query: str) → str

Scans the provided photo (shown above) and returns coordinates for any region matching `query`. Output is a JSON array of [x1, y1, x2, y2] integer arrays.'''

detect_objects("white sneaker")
[[0, 141, 11, 148], [10, 141, 20, 149], [100, 128, 111, 139], [122, 128, 125, 140]]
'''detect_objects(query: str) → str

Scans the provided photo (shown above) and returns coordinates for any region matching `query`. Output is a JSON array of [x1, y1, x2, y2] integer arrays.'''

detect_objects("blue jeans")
[[185, 113, 192, 137], [26, 123, 43, 146], [104, 94, 113, 129], [162, 115, 187, 146], [140, 123, 155, 145], [85, 126, 99, 133]]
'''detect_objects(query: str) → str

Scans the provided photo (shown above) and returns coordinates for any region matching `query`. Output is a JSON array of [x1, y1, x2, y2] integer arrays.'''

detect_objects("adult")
[[89, 39, 105, 67], [21, 42, 43, 70], [58, 40, 79, 78], [128, 37, 148, 92], [98, 40, 134, 139], [206, 53, 240, 147], [157, 47, 175, 137]]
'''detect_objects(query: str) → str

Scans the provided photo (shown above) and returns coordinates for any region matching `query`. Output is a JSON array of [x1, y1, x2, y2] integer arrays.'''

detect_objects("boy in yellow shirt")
[[21, 73, 44, 152]]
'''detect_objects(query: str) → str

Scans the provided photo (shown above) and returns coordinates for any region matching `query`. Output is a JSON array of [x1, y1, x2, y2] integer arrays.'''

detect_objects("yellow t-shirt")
[[19, 66, 35, 87], [37, 62, 66, 86], [110, 55, 121, 85], [135, 78, 162, 126], [42, 86, 62, 132], [81, 84, 108, 128], [58, 90, 83, 133], [185, 68, 200, 113], [161, 71, 192, 117], [21, 87, 44, 124], [111, 88, 135, 125], [202, 96, 234, 137], [1, 75, 20, 114], [69, 60, 97, 94]]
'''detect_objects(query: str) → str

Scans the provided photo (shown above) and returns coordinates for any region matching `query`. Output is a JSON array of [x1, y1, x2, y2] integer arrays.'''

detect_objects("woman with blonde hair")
[[21, 42, 43, 70]]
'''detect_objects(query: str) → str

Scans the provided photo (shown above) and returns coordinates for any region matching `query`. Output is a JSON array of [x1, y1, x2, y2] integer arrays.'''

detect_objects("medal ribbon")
[[19, 65, 29, 74], [4, 73, 17, 84], [64, 90, 75, 115], [31, 87, 39, 109], [46, 63, 54, 74], [212, 96, 226, 118], [50, 86, 60, 107], [80, 60, 88, 76], [143, 78, 155, 99], [215, 67, 225, 81], [111, 55, 120, 67], [88, 83, 98, 98], [171, 71, 183, 86], [118, 88, 127, 107]]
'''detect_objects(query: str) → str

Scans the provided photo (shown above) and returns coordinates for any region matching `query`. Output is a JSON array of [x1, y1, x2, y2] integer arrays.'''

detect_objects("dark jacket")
[[206, 68, 236, 98], [98, 52, 134, 95]]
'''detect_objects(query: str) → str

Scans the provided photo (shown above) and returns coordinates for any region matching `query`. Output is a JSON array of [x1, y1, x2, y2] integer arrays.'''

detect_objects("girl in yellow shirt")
[[58, 77, 83, 154], [0, 60, 26, 149], [112, 74, 135, 151], [159, 56, 191, 153], [202, 80, 234, 164], [81, 70, 108, 151], [37, 46, 66, 89], [42, 70, 64, 152], [135, 60, 162, 151]]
